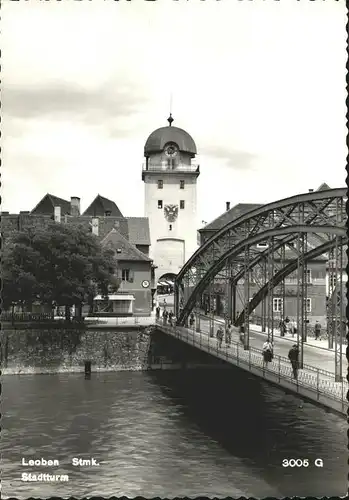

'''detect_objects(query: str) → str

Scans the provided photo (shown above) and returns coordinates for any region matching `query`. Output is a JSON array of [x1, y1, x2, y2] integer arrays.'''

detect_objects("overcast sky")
[[2, 0, 346, 226]]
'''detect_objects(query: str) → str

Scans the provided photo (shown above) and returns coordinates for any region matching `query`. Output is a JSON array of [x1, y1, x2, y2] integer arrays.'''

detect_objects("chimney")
[[54, 206, 61, 223], [91, 217, 99, 236], [226, 201, 230, 211], [70, 196, 80, 216], [308, 189, 314, 193]]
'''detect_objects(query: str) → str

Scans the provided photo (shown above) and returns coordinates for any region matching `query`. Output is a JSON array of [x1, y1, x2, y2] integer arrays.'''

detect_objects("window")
[[305, 298, 311, 313], [122, 269, 134, 283], [273, 297, 283, 313], [157, 180, 163, 189], [158, 200, 163, 209], [180, 200, 185, 209], [122, 269, 129, 281], [169, 224, 172, 231], [180, 180, 185, 189], [257, 242, 268, 249]]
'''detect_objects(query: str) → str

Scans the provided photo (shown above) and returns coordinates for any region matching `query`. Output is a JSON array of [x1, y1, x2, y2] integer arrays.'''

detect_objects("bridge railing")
[[194, 313, 341, 379], [155, 320, 348, 411]]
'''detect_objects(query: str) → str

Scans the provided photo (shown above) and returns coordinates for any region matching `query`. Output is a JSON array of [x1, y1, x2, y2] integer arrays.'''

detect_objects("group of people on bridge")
[[279, 317, 322, 341], [156, 304, 302, 379], [262, 338, 300, 379], [155, 305, 176, 326], [215, 322, 233, 348]]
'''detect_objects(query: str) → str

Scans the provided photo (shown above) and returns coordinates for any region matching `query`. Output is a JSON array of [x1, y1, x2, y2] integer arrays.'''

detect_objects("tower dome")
[[144, 115, 197, 156]]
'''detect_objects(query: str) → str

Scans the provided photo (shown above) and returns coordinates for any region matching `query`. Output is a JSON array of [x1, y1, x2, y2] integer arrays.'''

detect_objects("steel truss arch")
[[176, 188, 346, 284], [175, 188, 346, 323], [176, 224, 346, 325], [235, 236, 348, 327]]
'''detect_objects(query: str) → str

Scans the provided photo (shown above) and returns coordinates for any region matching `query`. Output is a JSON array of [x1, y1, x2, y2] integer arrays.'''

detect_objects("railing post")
[[249, 348, 251, 369], [278, 356, 281, 382], [237, 342, 239, 365], [316, 369, 319, 400]]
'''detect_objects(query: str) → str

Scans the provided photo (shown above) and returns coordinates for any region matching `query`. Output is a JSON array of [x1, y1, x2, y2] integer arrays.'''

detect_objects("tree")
[[2, 222, 120, 320]]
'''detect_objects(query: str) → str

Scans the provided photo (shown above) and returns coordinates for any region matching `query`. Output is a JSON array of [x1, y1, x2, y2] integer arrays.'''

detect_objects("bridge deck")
[[197, 314, 347, 375], [156, 320, 348, 417]]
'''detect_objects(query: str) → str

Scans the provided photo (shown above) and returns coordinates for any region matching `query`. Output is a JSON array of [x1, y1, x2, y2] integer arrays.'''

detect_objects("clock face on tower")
[[164, 143, 178, 158]]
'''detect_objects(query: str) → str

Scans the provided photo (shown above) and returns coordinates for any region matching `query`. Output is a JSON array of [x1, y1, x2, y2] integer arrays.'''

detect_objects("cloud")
[[2, 79, 149, 124], [201, 145, 257, 171]]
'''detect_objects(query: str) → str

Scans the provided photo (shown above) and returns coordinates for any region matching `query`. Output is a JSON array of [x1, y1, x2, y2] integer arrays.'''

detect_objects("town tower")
[[142, 115, 200, 284]]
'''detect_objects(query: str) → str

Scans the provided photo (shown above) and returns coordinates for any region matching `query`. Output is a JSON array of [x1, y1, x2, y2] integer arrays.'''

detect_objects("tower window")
[[180, 200, 185, 209], [169, 224, 172, 231], [158, 200, 163, 209], [180, 180, 185, 189], [157, 180, 163, 189]]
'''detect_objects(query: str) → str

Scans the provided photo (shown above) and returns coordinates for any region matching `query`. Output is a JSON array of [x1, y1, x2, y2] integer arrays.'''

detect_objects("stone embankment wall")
[[1, 327, 151, 375]]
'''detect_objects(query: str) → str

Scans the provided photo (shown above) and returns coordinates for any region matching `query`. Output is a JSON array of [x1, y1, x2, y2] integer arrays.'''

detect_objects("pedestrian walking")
[[163, 309, 168, 326], [155, 306, 160, 320], [239, 323, 245, 344], [225, 324, 232, 346], [168, 311, 173, 326], [216, 326, 224, 348], [262, 340, 274, 363], [290, 320, 297, 337], [288, 344, 300, 379], [189, 312, 195, 328], [314, 321, 321, 340], [279, 319, 286, 337]]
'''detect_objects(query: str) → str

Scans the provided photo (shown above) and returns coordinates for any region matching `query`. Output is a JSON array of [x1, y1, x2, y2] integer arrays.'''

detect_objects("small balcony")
[[142, 163, 200, 180]]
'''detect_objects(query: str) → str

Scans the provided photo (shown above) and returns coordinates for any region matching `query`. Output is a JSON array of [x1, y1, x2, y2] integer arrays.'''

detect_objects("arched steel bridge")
[[174, 188, 347, 380]]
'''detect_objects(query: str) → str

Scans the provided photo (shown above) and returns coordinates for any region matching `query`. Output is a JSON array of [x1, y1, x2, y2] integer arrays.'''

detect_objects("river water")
[[2, 367, 346, 498]]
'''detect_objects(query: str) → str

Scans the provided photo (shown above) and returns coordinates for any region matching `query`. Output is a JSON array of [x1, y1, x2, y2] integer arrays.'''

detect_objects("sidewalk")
[[205, 314, 347, 353], [194, 314, 346, 376], [248, 322, 347, 353]]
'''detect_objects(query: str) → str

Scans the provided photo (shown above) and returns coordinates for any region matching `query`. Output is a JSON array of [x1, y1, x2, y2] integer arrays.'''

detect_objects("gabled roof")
[[101, 228, 152, 262], [126, 217, 151, 246], [316, 183, 331, 191], [31, 193, 71, 215], [200, 203, 263, 232], [83, 195, 124, 217]]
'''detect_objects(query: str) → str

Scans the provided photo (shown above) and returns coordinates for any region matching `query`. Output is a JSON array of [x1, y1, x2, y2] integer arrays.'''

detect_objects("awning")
[[94, 295, 135, 301]]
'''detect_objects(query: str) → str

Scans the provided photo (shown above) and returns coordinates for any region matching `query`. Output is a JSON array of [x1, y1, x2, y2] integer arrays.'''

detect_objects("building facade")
[[142, 115, 200, 284], [2, 194, 154, 316]]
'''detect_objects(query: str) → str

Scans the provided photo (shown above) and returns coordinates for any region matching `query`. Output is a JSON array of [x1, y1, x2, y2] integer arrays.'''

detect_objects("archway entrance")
[[156, 273, 177, 311]]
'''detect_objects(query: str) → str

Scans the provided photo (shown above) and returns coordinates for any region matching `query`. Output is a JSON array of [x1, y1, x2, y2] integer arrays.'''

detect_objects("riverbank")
[[1, 328, 151, 375]]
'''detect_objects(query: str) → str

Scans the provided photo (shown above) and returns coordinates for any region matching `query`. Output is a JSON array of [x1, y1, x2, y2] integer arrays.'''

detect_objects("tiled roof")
[[316, 183, 331, 191], [52, 215, 150, 247], [82, 195, 124, 217], [101, 228, 152, 262], [31, 193, 71, 215], [200, 203, 263, 232], [126, 217, 151, 246]]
